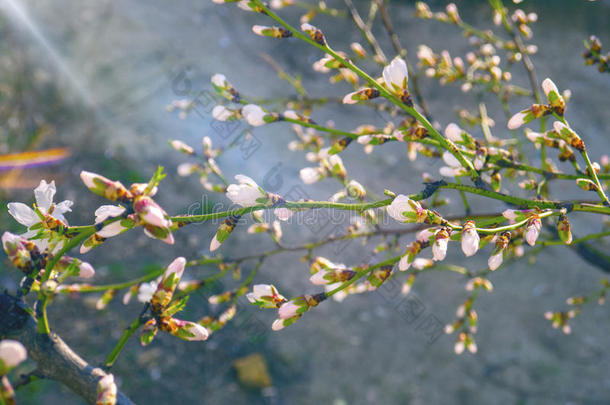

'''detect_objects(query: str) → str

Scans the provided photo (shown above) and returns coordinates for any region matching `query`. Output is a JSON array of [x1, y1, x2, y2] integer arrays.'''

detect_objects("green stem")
[[580, 150, 610, 206], [437, 181, 610, 214], [326, 254, 402, 298], [104, 316, 144, 370], [455, 177, 471, 215], [539, 230, 610, 246], [58, 269, 166, 294]]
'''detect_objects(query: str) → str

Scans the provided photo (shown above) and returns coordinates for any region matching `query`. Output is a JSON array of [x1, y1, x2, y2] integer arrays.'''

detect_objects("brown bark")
[[0, 292, 135, 405]]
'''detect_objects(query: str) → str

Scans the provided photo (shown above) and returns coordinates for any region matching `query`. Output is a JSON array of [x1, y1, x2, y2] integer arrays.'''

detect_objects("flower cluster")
[[583, 35, 610, 73], [140, 257, 209, 345], [79, 169, 174, 251]]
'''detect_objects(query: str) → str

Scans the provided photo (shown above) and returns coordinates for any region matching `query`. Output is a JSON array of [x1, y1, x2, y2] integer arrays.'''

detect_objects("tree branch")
[[0, 292, 135, 405]]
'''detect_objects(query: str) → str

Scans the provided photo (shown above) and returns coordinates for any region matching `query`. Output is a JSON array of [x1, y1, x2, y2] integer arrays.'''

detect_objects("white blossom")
[[382, 56, 408, 92], [226, 175, 267, 207], [444, 123, 462, 142], [242, 104, 267, 126], [507, 111, 528, 130], [432, 233, 449, 261], [278, 301, 300, 319], [542, 78, 559, 99], [386, 194, 424, 223], [94, 205, 125, 224], [488, 252, 503, 271], [211, 73, 227, 87], [461, 222, 480, 257], [137, 281, 158, 303], [212, 105, 233, 121], [300, 167, 323, 184], [8, 180, 72, 227], [0, 339, 27, 369], [274, 207, 293, 221]]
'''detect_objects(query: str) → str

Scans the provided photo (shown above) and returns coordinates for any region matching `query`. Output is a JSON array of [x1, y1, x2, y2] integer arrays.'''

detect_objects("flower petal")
[[8, 202, 39, 227]]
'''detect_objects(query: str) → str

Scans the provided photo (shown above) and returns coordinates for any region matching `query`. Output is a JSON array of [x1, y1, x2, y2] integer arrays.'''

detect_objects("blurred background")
[[1, 0, 610, 403]]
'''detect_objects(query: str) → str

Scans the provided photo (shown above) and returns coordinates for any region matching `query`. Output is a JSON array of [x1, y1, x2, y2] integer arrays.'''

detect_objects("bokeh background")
[[1, 0, 610, 403]]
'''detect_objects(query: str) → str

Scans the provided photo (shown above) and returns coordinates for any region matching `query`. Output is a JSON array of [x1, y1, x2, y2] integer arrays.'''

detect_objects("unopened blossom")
[[350, 42, 367, 58], [133, 196, 174, 243], [417, 45, 437, 66], [466, 277, 493, 292], [309, 256, 336, 273], [269, 0, 293, 9], [2, 232, 34, 271], [416, 227, 437, 243], [439, 151, 467, 177], [169, 140, 195, 155], [226, 175, 267, 206], [342, 88, 380, 104], [246, 284, 286, 308], [0, 340, 27, 373], [432, 228, 451, 261], [211, 73, 227, 88], [474, 148, 486, 170], [8, 179, 73, 232], [324, 154, 346, 179], [97, 217, 134, 239], [488, 232, 511, 271], [507, 103, 552, 130], [553, 121, 584, 150], [557, 214, 572, 244], [444, 123, 463, 142], [525, 215, 542, 246], [210, 215, 240, 251], [80, 171, 131, 202], [159, 318, 209, 341], [151, 257, 187, 311], [241, 104, 268, 126], [177, 163, 199, 177], [300, 167, 323, 184], [386, 194, 427, 223], [273, 293, 326, 330], [542, 78, 565, 114], [251, 25, 292, 38], [461, 221, 480, 257], [383, 56, 409, 93], [346, 180, 366, 199], [210, 73, 240, 101], [56, 256, 95, 278], [367, 265, 393, 288], [310, 267, 356, 285], [502, 209, 530, 222], [398, 241, 422, 271], [278, 300, 301, 319], [274, 207, 293, 221], [96, 374, 117, 405], [212, 105, 234, 121], [301, 23, 325, 45]]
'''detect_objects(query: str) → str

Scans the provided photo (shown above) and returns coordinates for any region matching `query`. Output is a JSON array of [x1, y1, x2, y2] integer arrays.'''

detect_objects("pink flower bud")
[[80, 171, 131, 202], [134, 196, 171, 229], [278, 301, 300, 319], [525, 215, 542, 246], [96, 374, 117, 405]]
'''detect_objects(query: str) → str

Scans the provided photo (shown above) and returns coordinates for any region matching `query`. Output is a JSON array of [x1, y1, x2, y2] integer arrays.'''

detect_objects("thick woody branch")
[[0, 292, 134, 405]]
